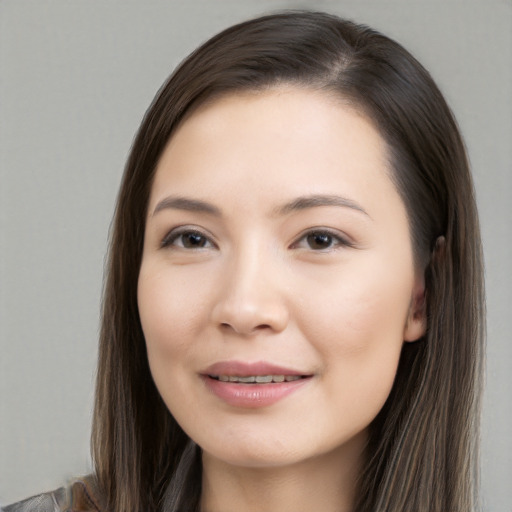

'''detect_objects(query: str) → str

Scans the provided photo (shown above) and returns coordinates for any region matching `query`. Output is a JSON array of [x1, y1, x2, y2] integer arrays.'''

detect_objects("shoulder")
[[2, 476, 102, 512]]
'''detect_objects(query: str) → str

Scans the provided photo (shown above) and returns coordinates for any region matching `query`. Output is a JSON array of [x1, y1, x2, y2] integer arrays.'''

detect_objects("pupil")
[[184, 233, 205, 247], [308, 233, 331, 249]]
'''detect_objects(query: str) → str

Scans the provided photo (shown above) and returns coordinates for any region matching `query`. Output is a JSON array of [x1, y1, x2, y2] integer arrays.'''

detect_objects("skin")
[[138, 88, 426, 512]]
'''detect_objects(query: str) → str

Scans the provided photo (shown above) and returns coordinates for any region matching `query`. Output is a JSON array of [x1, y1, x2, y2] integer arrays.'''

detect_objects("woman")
[[4, 10, 484, 512]]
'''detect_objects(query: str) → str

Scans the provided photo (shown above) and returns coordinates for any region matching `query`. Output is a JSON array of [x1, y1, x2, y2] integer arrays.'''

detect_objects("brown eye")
[[306, 232, 334, 250], [291, 229, 351, 251], [161, 229, 215, 249], [181, 232, 208, 248]]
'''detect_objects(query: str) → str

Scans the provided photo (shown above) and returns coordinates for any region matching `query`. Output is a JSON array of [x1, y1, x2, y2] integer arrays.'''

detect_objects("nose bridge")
[[212, 237, 288, 335]]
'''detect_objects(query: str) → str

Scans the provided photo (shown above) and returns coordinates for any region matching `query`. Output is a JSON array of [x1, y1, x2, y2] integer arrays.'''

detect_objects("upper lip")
[[203, 360, 308, 377]]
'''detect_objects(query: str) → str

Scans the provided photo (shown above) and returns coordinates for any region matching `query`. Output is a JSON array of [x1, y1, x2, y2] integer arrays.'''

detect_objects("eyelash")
[[161, 227, 216, 249], [160, 227, 352, 252], [291, 229, 353, 251]]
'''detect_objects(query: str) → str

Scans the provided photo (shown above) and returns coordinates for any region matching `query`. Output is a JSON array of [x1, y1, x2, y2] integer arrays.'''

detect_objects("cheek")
[[301, 288, 407, 382], [294, 259, 412, 414], [137, 266, 210, 427], [137, 266, 208, 370], [297, 258, 412, 350]]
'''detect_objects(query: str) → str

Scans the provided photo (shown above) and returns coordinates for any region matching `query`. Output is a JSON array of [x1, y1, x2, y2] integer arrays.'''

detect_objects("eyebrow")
[[152, 196, 222, 217], [274, 194, 370, 218], [152, 193, 369, 218]]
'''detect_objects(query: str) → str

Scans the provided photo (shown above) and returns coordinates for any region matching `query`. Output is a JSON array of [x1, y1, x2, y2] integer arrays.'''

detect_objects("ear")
[[403, 276, 427, 342]]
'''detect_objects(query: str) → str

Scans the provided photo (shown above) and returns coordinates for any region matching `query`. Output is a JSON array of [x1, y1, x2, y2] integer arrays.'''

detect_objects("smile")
[[209, 375, 304, 383], [201, 361, 312, 407]]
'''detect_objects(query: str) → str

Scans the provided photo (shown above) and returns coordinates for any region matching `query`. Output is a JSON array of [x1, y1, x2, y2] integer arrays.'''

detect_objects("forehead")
[[150, 87, 400, 219], [168, 87, 383, 158]]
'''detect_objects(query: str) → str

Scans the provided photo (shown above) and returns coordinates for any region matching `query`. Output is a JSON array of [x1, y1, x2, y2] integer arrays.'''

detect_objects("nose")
[[211, 248, 289, 336]]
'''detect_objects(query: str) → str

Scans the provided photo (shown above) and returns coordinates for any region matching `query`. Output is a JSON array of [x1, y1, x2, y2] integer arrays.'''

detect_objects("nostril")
[[254, 324, 272, 330], [220, 322, 272, 332]]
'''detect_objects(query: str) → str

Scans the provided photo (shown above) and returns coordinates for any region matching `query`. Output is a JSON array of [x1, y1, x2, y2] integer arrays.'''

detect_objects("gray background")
[[1, 0, 510, 509]]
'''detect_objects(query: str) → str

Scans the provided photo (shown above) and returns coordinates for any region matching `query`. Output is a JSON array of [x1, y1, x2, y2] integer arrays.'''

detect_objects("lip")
[[203, 360, 305, 377], [201, 360, 312, 408]]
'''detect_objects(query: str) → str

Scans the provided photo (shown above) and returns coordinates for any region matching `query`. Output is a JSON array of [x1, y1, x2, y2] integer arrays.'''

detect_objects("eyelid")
[[290, 227, 354, 250], [160, 225, 218, 249]]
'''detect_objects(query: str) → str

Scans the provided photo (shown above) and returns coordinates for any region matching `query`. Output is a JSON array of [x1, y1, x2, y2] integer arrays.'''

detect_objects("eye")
[[161, 228, 215, 249], [292, 229, 351, 251]]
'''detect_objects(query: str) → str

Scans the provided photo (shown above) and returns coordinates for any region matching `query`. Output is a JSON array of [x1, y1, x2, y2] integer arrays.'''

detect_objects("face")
[[138, 88, 425, 470]]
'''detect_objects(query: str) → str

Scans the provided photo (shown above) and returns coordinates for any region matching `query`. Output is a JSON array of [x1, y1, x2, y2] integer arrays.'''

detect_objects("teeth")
[[255, 375, 273, 383], [212, 375, 303, 383], [238, 376, 256, 383]]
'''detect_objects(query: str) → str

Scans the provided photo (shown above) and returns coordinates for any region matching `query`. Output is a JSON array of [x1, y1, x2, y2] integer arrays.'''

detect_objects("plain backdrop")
[[1, 0, 511, 510]]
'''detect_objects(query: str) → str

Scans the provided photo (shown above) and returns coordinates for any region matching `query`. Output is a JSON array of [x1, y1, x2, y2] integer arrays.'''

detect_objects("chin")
[[204, 444, 308, 469], [199, 427, 366, 471]]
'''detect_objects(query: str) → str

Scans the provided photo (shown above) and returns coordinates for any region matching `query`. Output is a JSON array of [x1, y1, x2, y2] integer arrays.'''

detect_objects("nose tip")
[[215, 302, 289, 336], [211, 275, 289, 336]]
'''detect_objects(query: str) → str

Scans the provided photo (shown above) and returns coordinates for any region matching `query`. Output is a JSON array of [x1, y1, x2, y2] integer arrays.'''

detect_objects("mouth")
[[201, 361, 312, 408], [208, 374, 306, 383], [202, 360, 312, 384]]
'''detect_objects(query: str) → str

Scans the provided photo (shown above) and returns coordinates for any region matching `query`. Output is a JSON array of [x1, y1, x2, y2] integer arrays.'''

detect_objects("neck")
[[200, 431, 366, 512]]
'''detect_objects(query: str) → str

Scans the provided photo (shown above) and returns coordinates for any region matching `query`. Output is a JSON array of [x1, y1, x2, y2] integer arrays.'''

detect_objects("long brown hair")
[[92, 11, 484, 512]]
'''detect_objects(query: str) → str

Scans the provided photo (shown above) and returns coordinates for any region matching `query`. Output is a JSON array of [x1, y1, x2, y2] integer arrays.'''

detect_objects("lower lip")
[[202, 376, 311, 408]]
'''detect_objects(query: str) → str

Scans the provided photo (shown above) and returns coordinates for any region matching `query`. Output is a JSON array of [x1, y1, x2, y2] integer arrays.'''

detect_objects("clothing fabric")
[[1, 477, 101, 512]]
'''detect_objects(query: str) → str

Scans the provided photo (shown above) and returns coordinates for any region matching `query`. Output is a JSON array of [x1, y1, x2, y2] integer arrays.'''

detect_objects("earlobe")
[[403, 282, 427, 342]]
